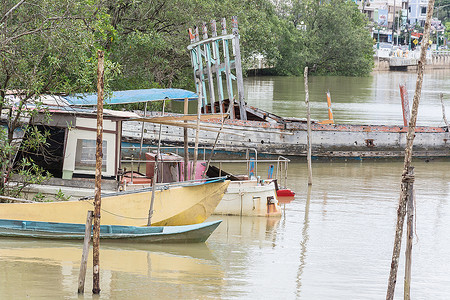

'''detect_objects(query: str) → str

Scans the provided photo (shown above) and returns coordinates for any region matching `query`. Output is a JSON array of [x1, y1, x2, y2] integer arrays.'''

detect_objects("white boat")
[[215, 179, 280, 217], [120, 150, 288, 217]]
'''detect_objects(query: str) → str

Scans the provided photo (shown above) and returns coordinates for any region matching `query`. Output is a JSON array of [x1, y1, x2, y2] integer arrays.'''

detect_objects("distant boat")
[[0, 219, 222, 243], [116, 18, 450, 160], [0, 179, 230, 226]]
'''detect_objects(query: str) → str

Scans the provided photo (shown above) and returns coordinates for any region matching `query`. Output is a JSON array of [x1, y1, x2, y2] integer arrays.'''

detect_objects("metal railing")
[[120, 145, 290, 188]]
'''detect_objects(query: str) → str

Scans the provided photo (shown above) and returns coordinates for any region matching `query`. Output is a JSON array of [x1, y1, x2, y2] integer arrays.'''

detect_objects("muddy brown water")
[[1, 71, 450, 299]]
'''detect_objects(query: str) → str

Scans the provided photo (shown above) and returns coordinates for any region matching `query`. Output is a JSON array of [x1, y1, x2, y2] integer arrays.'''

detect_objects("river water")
[[1, 71, 450, 299]]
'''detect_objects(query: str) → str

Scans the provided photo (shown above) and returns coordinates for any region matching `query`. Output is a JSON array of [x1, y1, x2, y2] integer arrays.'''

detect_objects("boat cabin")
[[14, 104, 136, 180]]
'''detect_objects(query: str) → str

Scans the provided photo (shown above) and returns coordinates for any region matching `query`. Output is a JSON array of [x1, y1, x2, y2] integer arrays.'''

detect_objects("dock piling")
[[78, 210, 93, 294], [386, 0, 434, 298], [92, 49, 104, 295], [304, 67, 312, 185]]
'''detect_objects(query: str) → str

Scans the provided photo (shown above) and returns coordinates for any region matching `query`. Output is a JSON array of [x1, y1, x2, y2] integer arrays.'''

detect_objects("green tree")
[[0, 0, 112, 198], [288, 0, 374, 76]]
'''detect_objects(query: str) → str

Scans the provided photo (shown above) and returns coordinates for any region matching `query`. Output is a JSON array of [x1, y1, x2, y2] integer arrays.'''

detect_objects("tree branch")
[[0, 0, 26, 25]]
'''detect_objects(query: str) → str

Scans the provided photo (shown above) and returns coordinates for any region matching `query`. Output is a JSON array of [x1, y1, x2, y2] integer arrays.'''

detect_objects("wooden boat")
[[0, 179, 230, 226], [0, 219, 222, 243], [120, 152, 286, 217], [118, 19, 450, 159], [3, 90, 232, 227], [121, 106, 450, 159]]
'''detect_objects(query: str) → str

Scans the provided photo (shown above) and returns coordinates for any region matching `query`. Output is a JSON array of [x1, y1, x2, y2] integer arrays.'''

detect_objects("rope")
[[85, 200, 149, 220]]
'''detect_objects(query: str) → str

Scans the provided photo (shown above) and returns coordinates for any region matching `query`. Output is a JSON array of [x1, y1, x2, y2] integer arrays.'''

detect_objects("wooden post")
[[440, 93, 450, 132], [211, 19, 225, 114], [386, 0, 434, 298], [404, 167, 415, 299], [231, 16, 247, 120], [326, 90, 334, 123], [92, 49, 104, 295], [202, 22, 216, 113], [304, 67, 312, 186], [192, 80, 203, 180], [399, 84, 411, 127], [137, 102, 148, 173], [194, 26, 207, 113], [148, 100, 166, 225], [202, 105, 231, 178], [184, 98, 189, 181], [221, 18, 235, 119], [78, 210, 93, 294]]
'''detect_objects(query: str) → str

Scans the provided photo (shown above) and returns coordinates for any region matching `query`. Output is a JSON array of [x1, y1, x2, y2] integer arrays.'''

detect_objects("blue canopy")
[[64, 88, 198, 106]]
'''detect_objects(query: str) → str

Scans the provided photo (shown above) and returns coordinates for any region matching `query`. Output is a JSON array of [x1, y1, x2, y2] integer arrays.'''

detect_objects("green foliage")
[[32, 192, 46, 202], [445, 22, 450, 40], [54, 189, 71, 201], [283, 0, 374, 76]]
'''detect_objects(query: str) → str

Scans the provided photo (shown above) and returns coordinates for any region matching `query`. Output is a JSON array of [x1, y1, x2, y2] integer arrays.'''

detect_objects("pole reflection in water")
[[0, 239, 223, 299], [1, 161, 450, 298], [296, 185, 311, 298]]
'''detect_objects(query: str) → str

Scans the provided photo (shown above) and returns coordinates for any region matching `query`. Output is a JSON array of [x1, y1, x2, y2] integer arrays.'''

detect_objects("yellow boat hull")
[[0, 180, 229, 226]]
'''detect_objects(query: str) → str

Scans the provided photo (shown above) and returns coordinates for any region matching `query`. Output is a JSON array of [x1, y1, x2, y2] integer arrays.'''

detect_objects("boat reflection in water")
[[0, 238, 223, 298]]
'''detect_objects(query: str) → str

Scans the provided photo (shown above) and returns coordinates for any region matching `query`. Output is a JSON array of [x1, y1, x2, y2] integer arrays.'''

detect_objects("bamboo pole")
[[92, 49, 104, 295], [304, 67, 312, 185], [386, 0, 434, 298], [184, 98, 189, 181], [192, 79, 203, 180], [147, 100, 165, 225], [78, 210, 93, 294], [202, 104, 232, 178], [137, 102, 148, 173]]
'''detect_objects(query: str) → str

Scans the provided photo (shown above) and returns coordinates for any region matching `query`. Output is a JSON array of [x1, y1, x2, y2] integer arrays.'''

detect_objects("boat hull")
[[123, 118, 450, 158], [0, 180, 229, 226], [0, 219, 222, 243], [214, 180, 281, 217]]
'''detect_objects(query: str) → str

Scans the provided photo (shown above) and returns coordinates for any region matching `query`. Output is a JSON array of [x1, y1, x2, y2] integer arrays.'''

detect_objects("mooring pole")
[[304, 67, 312, 185], [399, 84, 411, 127], [192, 79, 202, 180], [92, 49, 104, 295], [386, 0, 434, 298], [184, 98, 189, 181], [404, 167, 415, 299], [137, 102, 148, 173], [78, 210, 93, 294], [440, 93, 450, 132], [148, 100, 166, 226]]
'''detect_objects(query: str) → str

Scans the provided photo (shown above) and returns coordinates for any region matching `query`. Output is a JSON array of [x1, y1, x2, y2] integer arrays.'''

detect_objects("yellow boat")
[[0, 179, 229, 226]]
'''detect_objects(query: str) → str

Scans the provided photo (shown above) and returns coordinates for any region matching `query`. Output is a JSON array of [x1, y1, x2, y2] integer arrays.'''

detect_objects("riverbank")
[[373, 52, 450, 71]]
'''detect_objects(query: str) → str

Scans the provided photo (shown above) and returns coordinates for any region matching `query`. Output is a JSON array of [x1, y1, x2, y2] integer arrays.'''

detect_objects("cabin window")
[[74, 139, 107, 171]]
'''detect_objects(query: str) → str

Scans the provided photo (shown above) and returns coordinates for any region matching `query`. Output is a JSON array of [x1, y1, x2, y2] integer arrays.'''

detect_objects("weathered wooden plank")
[[202, 22, 216, 113], [232, 16, 247, 120], [132, 113, 226, 123], [221, 18, 235, 119], [186, 33, 234, 50], [211, 19, 224, 113], [78, 210, 93, 294]]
